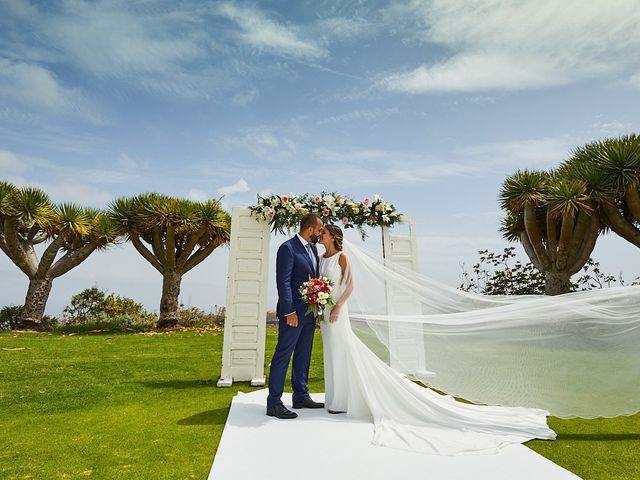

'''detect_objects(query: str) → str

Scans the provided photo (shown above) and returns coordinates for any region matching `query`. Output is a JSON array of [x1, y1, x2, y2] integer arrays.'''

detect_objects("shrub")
[[459, 248, 545, 295], [61, 287, 154, 331], [104, 293, 145, 318], [460, 248, 635, 295], [63, 287, 108, 323], [54, 314, 156, 334], [0, 306, 56, 331], [177, 304, 225, 327], [0, 305, 24, 331]]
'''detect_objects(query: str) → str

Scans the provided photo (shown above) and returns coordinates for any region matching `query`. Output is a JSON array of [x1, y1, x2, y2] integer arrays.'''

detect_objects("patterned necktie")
[[305, 243, 316, 272]]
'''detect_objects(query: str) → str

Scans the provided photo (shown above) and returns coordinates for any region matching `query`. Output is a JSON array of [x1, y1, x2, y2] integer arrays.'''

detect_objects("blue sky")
[[1, 0, 640, 314]]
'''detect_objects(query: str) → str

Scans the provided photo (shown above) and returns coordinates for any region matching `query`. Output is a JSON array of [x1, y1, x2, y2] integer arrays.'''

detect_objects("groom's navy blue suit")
[[267, 235, 320, 408]]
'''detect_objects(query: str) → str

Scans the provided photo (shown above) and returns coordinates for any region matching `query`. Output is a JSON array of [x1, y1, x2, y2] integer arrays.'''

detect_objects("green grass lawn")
[[0, 329, 638, 480]]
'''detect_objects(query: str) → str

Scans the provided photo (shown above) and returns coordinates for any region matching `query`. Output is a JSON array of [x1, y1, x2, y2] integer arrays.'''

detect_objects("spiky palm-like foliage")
[[561, 134, 640, 247], [500, 170, 601, 295], [0, 182, 119, 327], [109, 193, 230, 328]]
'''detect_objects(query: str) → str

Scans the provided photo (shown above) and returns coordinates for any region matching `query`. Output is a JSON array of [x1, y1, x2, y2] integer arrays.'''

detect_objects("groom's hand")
[[286, 312, 299, 327]]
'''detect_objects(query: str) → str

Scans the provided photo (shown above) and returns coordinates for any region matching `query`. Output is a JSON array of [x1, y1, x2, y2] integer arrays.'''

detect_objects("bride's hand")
[[329, 305, 341, 323]]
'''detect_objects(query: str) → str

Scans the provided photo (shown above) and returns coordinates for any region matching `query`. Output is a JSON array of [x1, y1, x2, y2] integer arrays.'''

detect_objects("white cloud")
[[0, 1, 362, 104], [187, 188, 209, 202], [0, 148, 143, 206], [215, 2, 326, 59], [380, 0, 640, 93], [0, 1, 230, 100], [2, 0, 38, 19], [311, 147, 479, 186], [258, 188, 273, 198], [309, 135, 579, 188], [218, 178, 249, 197], [0, 58, 104, 123], [117, 153, 138, 171], [316, 107, 400, 125], [0, 59, 66, 109], [232, 87, 259, 106], [253, 133, 279, 149], [454, 137, 576, 170], [315, 147, 399, 162], [58, 167, 136, 187], [591, 120, 634, 137], [0, 150, 29, 174], [222, 128, 298, 160], [316, 17, 371, 40], [216, 178, 251, 211], [36, 2, 206, 77], [34, 181, 113, 207], [0, 106, 37, 125], [380, 53, 564, 93], [0, 124, 108, 155], [329, 162, 479, 187]]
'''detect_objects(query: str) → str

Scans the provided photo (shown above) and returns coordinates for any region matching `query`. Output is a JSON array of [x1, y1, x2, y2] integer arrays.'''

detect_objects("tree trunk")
[[157, 270, 182, 328], [524, 204, 551, 270], [22, 276, 53, 329], [544, 272, 571, 296]]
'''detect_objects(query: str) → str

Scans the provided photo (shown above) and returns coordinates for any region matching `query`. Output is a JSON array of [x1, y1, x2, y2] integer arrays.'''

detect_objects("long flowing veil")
[[344, 239, 640, 419]]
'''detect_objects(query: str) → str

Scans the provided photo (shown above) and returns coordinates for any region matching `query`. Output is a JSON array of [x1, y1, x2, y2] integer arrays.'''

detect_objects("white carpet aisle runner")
[[208, 389, 582, 480]]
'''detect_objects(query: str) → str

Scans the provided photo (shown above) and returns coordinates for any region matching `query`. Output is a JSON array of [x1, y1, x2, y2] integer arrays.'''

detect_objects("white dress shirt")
[[285, 234, 317, 318], [297, 234, 317, 272]]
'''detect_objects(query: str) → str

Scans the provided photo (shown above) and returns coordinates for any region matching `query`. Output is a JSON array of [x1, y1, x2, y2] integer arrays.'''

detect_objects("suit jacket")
[[276, 236, 319, 322]]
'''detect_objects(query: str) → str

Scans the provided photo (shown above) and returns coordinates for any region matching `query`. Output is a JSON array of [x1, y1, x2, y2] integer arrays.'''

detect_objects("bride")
[[318, 224, 556, 455]]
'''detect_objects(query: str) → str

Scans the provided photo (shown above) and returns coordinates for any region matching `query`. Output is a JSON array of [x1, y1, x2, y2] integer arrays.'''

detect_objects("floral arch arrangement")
[[249, 192, 403, 238]]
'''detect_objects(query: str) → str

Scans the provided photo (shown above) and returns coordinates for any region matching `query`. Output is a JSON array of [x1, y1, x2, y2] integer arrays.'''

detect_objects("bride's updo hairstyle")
[[325, 224, 344, 251]]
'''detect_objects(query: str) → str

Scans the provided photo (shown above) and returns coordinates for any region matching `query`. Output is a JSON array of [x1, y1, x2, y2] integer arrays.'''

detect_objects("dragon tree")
[[0, 181, 119, 327], [500, 170, 601, 295], [109, 193, 231, 328], [561, 134, 640, 248]]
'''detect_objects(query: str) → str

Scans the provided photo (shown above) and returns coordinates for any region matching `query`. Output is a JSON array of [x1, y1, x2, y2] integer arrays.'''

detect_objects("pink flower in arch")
[[342, 217, 349, 225], [363, 197, 370, 205], [322, 208, 330, 217], [314, 195, 322, 203], [280, 195, 289, 203]]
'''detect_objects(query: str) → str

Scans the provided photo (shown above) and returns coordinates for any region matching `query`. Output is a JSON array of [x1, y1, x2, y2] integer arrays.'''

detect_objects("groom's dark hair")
[[300, 213, 321, 231]]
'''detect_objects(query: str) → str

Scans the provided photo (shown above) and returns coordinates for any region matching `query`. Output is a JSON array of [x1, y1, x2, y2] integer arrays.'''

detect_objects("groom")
[[266, 213, 326, 419]]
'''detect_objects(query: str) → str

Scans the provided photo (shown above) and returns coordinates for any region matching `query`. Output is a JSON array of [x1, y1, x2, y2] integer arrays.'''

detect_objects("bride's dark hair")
[[325, 224, 343, 251]]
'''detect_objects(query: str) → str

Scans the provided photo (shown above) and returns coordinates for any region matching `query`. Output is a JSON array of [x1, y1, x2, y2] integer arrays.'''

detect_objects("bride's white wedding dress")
[[319, 251, 556, 455]]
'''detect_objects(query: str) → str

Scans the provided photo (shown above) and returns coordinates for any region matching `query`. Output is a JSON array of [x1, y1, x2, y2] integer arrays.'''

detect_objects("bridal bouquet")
[[299, 276, 335, 317]]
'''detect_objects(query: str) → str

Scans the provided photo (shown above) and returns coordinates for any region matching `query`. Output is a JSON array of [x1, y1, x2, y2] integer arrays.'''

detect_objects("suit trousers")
[[267, 317, 316, 407]]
